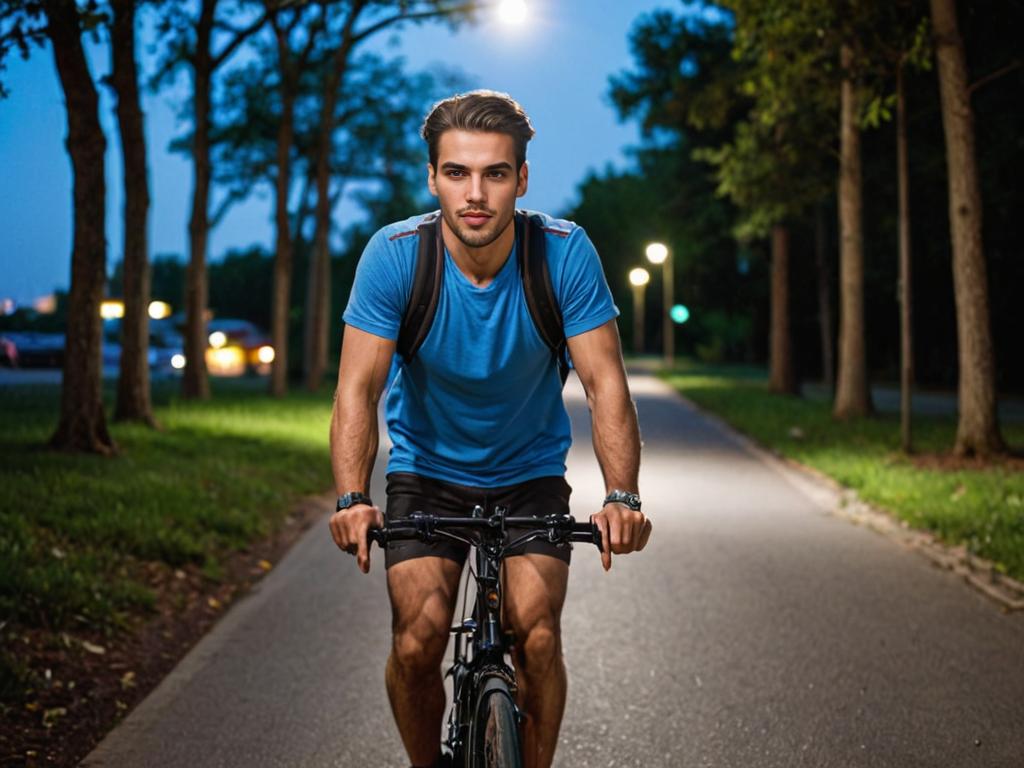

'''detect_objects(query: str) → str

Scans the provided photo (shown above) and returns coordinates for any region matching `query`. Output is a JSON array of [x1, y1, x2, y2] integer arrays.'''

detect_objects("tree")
[[110, 0, 155, 425], [303, 0, 475, 392], [156, 0, 270, 400], [2, 0, 117, 453], [833, 40, 872, 417], [929, 0, 1005, 456]]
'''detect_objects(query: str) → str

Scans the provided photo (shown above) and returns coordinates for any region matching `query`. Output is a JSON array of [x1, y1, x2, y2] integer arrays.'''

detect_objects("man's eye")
[[487, 171, 507, 179], [446, 170, 466, 178]]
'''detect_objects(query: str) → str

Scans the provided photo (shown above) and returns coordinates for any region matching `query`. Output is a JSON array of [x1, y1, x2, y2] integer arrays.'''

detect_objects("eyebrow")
[[440, 161, 514, 172]]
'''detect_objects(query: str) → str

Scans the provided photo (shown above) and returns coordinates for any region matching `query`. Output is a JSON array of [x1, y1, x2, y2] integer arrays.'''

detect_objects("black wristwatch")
[[603, 490, 642, 511], [336, 491, 373, 511]]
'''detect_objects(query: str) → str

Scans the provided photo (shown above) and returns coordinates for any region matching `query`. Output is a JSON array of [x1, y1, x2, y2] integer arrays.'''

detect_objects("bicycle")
[[369, 505, 602, 768]]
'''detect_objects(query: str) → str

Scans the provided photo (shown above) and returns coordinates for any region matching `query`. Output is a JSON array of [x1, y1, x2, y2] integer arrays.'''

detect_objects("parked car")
[[102, 319, 185, 378], [1, 332, 65, 368], [205, 318, 274, 377], [0, 335, 18, 367]]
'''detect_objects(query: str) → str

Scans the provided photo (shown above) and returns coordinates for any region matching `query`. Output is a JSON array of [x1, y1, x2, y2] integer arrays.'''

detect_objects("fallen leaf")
[[258, 559, 273, 572], [43, 707, 67, 728], [50, 546, 66, 560], [81, 640, 106, 655], [25, 702, 40, 712], [207, 597, 221, 609], [950, 484, 966, 501], [120, 671, 136, 690]]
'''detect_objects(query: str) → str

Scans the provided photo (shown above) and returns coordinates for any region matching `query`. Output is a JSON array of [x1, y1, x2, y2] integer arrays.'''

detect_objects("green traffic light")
[[670, 304, 690, 324]]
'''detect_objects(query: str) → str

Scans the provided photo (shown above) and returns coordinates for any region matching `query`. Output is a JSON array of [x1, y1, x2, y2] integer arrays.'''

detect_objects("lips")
[[460, 211, 492, 226]]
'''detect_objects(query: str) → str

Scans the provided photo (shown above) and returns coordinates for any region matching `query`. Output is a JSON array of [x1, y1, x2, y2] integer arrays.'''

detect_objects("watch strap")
[[336, 491, 373, 511], [603, 489, 641, 511]]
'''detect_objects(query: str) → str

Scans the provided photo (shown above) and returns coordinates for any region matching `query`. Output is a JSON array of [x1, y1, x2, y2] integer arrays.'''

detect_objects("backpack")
[[396, 210, 570, 383]]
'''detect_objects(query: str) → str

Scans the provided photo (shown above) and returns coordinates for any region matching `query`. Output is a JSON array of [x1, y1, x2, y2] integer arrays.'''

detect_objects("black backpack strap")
[[396, 213, 444, 364], [517, 211, 570, 383]]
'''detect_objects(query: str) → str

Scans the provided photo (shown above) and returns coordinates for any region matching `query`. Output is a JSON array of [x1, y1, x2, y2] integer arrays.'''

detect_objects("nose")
[[466, 173, 485, 205]]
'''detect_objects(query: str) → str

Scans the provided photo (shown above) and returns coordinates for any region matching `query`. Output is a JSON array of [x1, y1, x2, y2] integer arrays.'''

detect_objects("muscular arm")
[[566, 319, 640, 494], [328, 325, 395, 571], [566, 319, 649, 570]]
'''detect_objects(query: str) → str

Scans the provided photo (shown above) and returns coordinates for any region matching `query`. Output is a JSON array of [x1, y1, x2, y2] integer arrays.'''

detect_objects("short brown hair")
[[421, 90, 535, 171]]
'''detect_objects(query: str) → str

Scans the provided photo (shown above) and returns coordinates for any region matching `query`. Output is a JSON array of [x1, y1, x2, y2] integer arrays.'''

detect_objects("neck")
[[442, 215, 516, 287]]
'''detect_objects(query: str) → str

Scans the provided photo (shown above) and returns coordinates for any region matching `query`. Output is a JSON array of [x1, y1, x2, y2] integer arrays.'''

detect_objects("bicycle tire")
[[469, 679, 522, 768]]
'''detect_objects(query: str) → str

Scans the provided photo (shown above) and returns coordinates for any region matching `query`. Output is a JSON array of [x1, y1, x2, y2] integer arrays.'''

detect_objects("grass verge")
[[658, 361, 1024, 581], [0, 377, 335, 707]]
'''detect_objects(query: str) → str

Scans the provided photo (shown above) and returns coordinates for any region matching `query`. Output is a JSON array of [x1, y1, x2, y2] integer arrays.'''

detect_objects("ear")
[[516, 161, 529, 198], [427, 163, 438, 197]]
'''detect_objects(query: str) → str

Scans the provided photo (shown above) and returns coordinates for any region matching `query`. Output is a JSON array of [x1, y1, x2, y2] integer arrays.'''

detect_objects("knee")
[[517, 623, 561, 674], [391, 626, 447, 675]]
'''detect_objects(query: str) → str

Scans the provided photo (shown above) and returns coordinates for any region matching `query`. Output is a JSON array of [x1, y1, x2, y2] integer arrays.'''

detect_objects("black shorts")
[[383, 472, 573, 569]]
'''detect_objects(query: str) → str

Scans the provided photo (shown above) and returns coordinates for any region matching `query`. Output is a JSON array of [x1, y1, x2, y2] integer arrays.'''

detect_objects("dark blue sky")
[[0, 0, 680, 305]]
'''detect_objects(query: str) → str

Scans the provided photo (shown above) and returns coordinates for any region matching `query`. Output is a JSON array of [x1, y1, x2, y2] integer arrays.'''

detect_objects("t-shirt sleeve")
[[341, 228, 410, 341], [555, 227, 620, 338]]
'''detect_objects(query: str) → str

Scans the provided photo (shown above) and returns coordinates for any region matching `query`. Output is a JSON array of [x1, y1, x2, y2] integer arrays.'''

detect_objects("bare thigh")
[[502, 554, 569, 645], [387, 556, 464, 663]]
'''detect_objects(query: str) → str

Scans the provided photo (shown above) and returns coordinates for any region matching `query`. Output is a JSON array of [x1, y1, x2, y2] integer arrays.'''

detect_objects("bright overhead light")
[[498, 0, 527, 24], [645, 242, 669, 264], [629, 268, 650, 287]]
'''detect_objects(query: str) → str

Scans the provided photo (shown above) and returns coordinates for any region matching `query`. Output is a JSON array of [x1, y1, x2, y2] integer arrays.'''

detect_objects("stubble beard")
[[442, 206, 515, 250]]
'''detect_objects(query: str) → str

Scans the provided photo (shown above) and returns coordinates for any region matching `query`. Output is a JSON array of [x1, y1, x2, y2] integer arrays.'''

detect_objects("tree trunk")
[[814, 203, 834, 393], [768, 225, 797, 395], [930, 0, 1005, 457], [269, 21, 297, 398], [896, 62, 914, 453], [44, 0, 115, 454], [111, 0, 156, 426], [833, 43, 873, 420], [183, 0, 215, 400], [305, 81, 337, 392]]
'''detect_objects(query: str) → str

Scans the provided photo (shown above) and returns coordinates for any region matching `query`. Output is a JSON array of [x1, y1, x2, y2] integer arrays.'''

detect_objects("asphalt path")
[[81, 373, 1024, 767]]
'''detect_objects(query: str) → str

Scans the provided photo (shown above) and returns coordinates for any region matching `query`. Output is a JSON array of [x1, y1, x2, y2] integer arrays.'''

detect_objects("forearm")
[[330, 389, 380, 496], [589, 384, 641, 495]]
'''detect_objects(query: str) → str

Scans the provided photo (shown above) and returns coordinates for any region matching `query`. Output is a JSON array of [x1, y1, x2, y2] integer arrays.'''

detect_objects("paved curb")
[[651, 379, 1024, 613]]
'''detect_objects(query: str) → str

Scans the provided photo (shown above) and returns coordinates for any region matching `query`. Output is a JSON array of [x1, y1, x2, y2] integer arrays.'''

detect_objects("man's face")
[[427, 129, 528, 251]]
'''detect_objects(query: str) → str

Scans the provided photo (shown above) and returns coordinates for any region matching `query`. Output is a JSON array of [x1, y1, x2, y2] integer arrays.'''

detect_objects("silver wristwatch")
[[603, 490, 641, 511]]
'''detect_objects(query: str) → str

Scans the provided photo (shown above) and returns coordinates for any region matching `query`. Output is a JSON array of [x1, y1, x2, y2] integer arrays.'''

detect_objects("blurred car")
[[205, 318, 274, 377], [102, 318, 185, 378], [1, 332, 64, 368], [0, 335, 19, 367]]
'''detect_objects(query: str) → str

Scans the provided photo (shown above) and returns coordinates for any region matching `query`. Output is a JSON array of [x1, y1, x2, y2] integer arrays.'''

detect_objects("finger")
[[638, 518, 652, 550], [593, 513, 612, 571], [372, 505, 384, 528], [609, 511, 626, 555], [328, 514, 346, 551], [356, 523, 370, 573]]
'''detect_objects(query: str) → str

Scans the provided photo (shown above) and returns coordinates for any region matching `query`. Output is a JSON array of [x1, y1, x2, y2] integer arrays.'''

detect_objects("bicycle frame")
[[369, 505, 600, 766]]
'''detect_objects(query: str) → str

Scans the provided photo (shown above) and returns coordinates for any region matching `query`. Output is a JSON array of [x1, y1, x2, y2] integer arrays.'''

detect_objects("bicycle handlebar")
[[368, 512, 602, 551]]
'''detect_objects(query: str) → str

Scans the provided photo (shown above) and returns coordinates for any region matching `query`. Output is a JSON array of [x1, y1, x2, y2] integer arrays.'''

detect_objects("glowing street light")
[[497, 0, 527, 24], [629, 267, 650, 355], [645, 241, 674, 368], [148, 301, 172, 320]]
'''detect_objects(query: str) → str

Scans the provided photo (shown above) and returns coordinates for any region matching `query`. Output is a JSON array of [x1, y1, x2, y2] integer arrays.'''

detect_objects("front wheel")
[[469, 678, 522, 768]]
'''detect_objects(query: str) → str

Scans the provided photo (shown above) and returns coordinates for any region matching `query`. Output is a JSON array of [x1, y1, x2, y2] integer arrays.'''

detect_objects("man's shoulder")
[[375, 211, 440, 245], [520, 209, 580, 242]]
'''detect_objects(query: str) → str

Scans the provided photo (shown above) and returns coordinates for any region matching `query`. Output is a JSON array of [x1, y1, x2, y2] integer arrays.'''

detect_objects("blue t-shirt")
[[342, 210, 619, 487]]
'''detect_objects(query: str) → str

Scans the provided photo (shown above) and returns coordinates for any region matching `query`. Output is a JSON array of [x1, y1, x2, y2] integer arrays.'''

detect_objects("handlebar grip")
[[367, 527, 387, 547]]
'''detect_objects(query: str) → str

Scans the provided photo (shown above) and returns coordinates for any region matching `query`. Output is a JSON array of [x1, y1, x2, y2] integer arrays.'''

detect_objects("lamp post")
[[628, 267, 650, 355], [645, 242, 673, 369]]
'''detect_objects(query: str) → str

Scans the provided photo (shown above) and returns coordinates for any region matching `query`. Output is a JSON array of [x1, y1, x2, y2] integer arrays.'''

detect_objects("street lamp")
[[628, 267, 650, 355], [645, 242, 673, 369]]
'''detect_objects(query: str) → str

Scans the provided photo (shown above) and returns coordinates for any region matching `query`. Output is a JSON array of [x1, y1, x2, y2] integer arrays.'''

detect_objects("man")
[[329, 90, 651, 768]]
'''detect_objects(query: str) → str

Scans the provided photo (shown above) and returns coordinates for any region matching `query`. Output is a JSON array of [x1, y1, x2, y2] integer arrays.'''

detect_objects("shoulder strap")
[[517, 211, 570, 384], [396, 213, 444, 364]]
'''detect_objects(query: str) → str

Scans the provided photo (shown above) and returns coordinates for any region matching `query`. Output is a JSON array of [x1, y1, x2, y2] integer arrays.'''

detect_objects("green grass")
[[0, 377, 335, 637], [659, 361, 1024, 581]]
